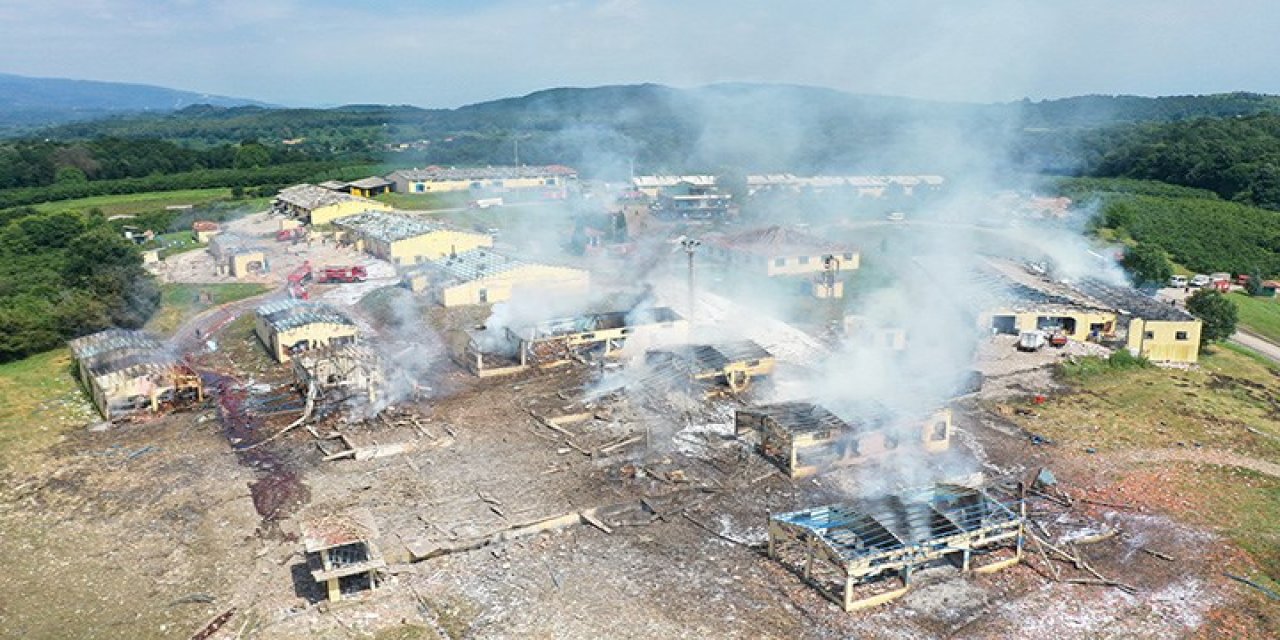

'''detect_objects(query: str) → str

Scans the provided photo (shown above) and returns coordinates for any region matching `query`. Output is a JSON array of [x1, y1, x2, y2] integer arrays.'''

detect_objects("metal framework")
[[768, 484, 1025, 611]]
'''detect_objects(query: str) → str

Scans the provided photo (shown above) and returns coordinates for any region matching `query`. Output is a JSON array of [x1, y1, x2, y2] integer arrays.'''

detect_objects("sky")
[[0, 0, 1274, 108]]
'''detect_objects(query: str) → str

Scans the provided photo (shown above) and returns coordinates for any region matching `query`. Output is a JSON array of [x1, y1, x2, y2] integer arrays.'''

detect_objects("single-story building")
[[254, 299, 358, 362], [192, 220, 221, 243], [274, 184, 392, 226], [68, 329, 204, 420], [464, 307, 688, 376], [411, 247, 590, 307], [735, 402, 952, 478], [644, 340, 776, 393], [387, 165, 576, 194], [974, 258, 1203, 363], [346, 176, 394, 198], [333, 211, 492, 267], [703, 226, 860, 278], [229, 249, 266, 278]]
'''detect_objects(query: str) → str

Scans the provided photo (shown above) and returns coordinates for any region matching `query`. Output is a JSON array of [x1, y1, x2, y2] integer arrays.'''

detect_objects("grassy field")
[[146, 282, 272, 336], [1232, 292, 1280, 344], [0, 349, 96, 472], [1021, 347, 1280, 460], [31, 188, 236, 216], [1002, 345, 1280, 619], [376, 191, 471, 211]]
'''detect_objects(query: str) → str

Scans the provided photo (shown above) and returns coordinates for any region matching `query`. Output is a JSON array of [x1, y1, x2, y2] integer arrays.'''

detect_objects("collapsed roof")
[[334, 211, 445, 243], [276, 184, 373, 210], [389, 165, 576, 182], [705, 225, 855, 257]]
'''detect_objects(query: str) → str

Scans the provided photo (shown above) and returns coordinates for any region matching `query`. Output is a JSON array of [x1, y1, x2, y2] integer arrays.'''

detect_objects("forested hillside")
[[1081, 113, 1280, 209]]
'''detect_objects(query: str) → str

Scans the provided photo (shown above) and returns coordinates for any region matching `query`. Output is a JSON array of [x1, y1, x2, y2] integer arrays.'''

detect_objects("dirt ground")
[[2, 215, 1275, 638], [1, 313, 1274, 639]]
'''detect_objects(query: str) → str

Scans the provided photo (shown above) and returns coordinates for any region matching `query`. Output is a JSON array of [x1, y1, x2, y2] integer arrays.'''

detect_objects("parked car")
[[1017, 330, 1046, 352], [1190, 274, 1212, 288], [1169, 275, 1188, 288]]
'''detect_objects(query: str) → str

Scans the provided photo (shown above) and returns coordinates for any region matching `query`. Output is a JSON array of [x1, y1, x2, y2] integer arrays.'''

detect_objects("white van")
[[1169, 275, 1188, 288]]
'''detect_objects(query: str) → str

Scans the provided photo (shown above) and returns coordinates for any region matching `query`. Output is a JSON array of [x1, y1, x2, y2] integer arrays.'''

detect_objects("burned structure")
[[292, 344, 387, 411], [735, 402, 952, 478], [254, 299, 358, 363], [68, 329, 203, 420], [464, 307, 688, 376], [768, 484, 1024, 611], [643, 340, 776, 394], [961, 258, 1204, 363], [301, 509, 386, 603]]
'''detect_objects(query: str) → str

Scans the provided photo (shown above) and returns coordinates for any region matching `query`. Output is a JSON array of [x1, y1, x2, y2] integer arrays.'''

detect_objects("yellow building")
[[735, 402, 952, 479], [254, 299, 358, 363], [387, 165, 576, 194], [976, 258, 1203, 363], [333, 212, 492, 267], [274, 184, 391, 226], [705, 226, 860, 277], [346, 177, 394, 198], [68, 329, 203, 420], [418, 248, 590, 307], [192, 220, 220, 243], [229, 250, 265, 278]]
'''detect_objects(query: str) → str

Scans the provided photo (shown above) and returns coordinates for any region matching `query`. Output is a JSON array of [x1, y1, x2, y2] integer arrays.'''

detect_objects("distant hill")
[[20, 82, 1280, 176], [0, 72, 270, 132]]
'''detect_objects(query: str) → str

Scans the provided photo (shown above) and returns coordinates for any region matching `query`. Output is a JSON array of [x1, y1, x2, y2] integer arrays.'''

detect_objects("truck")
[[468, 197, 504, 210], [317, 265, 368, 283], [287, 261, 313, 286], [276, 227, 307, 242], [1017, 330, 1047, 352]]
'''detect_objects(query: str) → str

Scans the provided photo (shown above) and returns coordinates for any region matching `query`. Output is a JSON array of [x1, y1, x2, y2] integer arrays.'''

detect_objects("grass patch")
[[146, 282, 271, 336], [0, 348, 96, 471], [32, 188, 235, 216], [1057, 350, 1153, 381], [375, 191, 471, 211], [1009, 347, 1280, 460], [1231, 292, 1280, 344], [150, 230, 205, 258]]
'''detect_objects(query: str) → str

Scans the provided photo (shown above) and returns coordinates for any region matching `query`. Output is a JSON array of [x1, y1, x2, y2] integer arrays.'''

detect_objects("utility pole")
[[681, 238, 701, 323]]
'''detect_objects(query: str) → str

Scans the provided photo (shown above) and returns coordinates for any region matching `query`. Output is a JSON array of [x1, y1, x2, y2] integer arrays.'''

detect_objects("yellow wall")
[[986, 309, 1117, 340], [229, 251, 265, 278], [438, 265, 590, 307], [254, 318, 359, 362], [1127, 318, 1201, 363], [765, 251, 860, 276], [309, 200, 391, 226]]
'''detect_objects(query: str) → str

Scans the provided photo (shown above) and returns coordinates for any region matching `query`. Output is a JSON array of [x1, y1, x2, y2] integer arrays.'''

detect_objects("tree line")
[[0, 208, 158, 361]]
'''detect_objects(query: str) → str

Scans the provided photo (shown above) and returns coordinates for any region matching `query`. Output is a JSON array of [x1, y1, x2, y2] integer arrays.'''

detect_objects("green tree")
[[1186, 289, 1238, 345], [1245, 266, 1264, 296], [233, 142, 271, 169], [1121, 242, 1173, 287], [54, 166, 88, 184]]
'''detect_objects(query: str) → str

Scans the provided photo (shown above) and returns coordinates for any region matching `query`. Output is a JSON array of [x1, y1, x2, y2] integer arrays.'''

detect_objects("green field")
[[1232, 292, 1280, 344], [146, 282, 272, 336], [375, 190, 471, 211], [0, 349, 96, 471], [31, 188, 236, 216]]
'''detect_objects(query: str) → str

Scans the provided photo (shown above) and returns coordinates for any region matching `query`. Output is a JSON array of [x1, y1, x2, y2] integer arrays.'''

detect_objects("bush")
[[1059, 350, 1152, 381]]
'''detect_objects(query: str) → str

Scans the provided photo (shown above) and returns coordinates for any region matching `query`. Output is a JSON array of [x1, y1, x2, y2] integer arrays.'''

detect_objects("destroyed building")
[[273, 184, 392, 226], [643, 340, 776, 394], [254, 299, 358, 363], [967, 258, 1203, 363], [735, 401, 952, 478], [464, 307, 689, 377], [405, 247, 590, 307], [768, 484, 1024, 611], [333, 211, 492, 267], [292, 344, 388, 409], [301, 509, 386, 602], [68, 329, 203, 420]]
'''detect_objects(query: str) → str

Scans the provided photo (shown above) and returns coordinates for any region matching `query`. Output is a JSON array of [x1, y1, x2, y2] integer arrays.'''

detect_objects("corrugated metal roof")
[[256, 299, 355, 332], [333, 211, 444, 243], [389, 165, 575, 182], [275, 184, 373, 210]]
